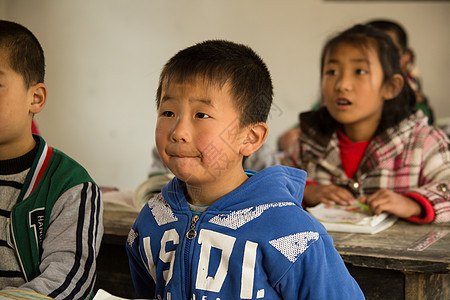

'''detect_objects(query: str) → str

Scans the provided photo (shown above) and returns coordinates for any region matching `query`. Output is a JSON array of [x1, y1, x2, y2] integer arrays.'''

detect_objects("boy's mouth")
[[167, 151, 200, 159], [171, 154, 196, 158]]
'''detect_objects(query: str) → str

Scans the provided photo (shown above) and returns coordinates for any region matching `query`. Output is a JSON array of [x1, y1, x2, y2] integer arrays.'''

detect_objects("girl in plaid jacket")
[[285, 24, 450, 224]]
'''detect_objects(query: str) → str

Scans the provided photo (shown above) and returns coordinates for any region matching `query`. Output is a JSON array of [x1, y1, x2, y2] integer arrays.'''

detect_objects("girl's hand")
[[304, 184, 356, 206], [359, 188, 422, 218]]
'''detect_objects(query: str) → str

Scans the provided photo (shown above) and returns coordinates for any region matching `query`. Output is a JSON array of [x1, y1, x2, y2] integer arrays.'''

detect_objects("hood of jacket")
[[161, 165, 307, 212]]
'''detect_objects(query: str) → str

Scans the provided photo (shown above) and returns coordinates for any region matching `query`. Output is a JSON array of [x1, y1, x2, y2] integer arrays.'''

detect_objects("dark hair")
[[156, 40, 273, 126], [318, 24, 416, 135], [0, 20, 45, 88], [366, 19, 408, 53]]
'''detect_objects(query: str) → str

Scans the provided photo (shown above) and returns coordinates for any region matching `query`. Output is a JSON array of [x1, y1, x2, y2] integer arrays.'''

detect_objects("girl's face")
[[321, 42, 389, 142]]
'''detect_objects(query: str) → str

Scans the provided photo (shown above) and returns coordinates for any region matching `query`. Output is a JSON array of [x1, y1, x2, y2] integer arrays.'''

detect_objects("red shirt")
[[337, 129, 369, 179]]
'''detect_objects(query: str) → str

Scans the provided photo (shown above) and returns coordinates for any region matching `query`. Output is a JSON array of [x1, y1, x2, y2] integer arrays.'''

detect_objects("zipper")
[[186, 214, 199, 240], [184, 214, 200, 299]]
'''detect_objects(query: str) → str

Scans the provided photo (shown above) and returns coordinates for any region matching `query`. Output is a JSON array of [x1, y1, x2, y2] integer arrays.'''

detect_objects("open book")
[[93, 289, 149, 300], [0, 289, 53, 299], [102, 173, 174, 212], [307, 202, 398, 234]]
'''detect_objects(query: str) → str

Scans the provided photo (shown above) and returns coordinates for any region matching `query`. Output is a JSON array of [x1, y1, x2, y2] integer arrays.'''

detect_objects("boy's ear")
[[240, 122, 268, 157], [382, 74, 404, 101], [29, 83, 47, 114]]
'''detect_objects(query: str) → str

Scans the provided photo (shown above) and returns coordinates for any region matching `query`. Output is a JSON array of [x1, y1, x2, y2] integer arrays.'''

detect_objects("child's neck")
[[342, 123, 377, 142], [0, 134, 36, 160], [185, 170, 249, 206]]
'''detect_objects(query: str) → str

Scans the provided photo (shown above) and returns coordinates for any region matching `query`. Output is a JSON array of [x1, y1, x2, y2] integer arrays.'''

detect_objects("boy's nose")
[[170, 118, 191, 143]]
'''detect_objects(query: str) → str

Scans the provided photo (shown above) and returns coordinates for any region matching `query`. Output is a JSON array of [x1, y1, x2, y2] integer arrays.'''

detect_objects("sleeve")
[[125, 220, 156, 299], [19, 182, 103, 300], [407, 128, 450, 223], [277, 234, 365, 299], [403, 192, 435, 223]]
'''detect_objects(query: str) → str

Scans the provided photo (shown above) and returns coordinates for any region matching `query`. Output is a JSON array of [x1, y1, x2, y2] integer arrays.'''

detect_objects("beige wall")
[[0, 0, 6, 18], [3, 0, 450, 190]]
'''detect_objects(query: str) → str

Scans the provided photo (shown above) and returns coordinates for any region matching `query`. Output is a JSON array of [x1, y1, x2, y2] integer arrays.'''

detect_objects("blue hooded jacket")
[[126, 165, 364, 299]]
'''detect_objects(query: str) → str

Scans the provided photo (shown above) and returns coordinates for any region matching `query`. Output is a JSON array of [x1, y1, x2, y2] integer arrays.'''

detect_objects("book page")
[[307, 203, 389, 227], [93, 289, 149, 300]]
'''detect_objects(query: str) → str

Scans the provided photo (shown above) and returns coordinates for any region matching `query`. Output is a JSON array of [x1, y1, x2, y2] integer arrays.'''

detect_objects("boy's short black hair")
[[0, 20, 45, 88], [366, 19, 408, 53], [318, 24, 416, 135], [156, 40, 273, 126]]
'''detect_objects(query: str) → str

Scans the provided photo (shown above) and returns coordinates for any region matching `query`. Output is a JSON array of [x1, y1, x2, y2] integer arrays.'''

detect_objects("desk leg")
[[345, 263, 404, 299], [404, 272, 450, 300], [95, 243, 136, 298]]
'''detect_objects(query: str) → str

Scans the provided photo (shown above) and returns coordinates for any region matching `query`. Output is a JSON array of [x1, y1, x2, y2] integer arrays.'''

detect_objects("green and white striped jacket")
[[5, 135, 103, 299]]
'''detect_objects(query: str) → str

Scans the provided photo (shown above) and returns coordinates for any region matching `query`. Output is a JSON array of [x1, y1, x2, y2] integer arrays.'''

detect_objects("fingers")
[[326, 187, 355, 205], [304, 184, 357, 206], [316, 187, 422, 219], [369, 197, 391, 215], [316, 185, 355, 205], [364, 189, 390, 215], [364, 189, 419, 218]]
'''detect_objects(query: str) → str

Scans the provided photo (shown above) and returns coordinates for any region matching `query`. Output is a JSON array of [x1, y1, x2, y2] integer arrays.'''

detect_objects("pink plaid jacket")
[[285, 111, 450, 224]]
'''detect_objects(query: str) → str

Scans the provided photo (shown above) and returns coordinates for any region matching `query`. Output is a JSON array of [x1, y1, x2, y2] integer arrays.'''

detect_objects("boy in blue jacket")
[[0, 20, 103, 299], [126, 40, 364, 299]]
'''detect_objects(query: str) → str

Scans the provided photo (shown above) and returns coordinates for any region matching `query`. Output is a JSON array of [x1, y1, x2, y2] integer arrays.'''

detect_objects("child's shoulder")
[[406, 112, 449, 142], [33, 136, 96, 189], [48, 147, 94, 183], [379, 112, 450, 158], [135, 192, 179, 226], [299, 108, 336, 139]]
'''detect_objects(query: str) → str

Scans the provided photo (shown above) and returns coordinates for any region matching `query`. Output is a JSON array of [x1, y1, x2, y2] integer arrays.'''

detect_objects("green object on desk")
[[356, 200, 369, 213]]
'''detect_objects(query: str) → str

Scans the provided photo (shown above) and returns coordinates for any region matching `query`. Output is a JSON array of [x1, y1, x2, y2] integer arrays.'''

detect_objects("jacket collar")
[[161, 165, 307, 212], [18, 135, 53, 202]]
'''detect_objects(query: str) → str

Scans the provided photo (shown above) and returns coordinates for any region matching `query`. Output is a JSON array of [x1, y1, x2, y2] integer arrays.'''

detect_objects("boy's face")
[[155, 79, 249, 191], [0, 48, 36, 159]]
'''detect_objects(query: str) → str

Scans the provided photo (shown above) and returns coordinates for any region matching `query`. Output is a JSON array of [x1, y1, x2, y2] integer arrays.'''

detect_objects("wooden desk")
[[94, 210, 139, 298], [329, 221, 450, 300], [96, 210, 450, 299]]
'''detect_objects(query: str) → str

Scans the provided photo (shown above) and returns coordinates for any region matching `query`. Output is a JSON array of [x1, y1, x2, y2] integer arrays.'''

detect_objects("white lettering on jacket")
[[196, 230, 236, 292], [145, 228, 262, 298], [160, 229, 179, 285]]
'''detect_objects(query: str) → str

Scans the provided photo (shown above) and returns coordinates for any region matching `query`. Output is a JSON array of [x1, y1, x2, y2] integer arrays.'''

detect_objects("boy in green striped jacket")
[[0, 20, 103, 299]]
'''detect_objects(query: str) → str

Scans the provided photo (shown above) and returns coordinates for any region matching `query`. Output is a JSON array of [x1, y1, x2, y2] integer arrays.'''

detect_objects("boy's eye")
[[356, 69, 368, 75], [161, 111, 175, 117], [195, 112, 211, 119]]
